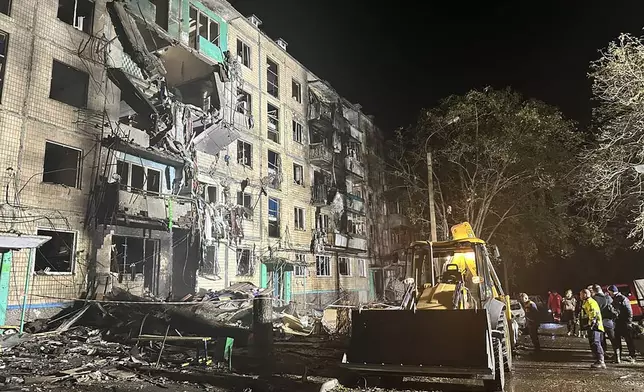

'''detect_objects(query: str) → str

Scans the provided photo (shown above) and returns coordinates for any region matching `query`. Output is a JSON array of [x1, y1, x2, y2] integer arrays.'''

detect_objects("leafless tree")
[[579, 34, 644, 247]]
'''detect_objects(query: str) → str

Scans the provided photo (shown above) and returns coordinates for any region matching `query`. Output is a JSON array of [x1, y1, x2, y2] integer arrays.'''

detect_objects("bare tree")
[[579, 34, 644, 247]]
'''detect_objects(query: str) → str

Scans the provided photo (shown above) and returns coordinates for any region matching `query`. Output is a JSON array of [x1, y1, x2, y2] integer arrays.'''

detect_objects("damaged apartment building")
[[0, 0, 390, 324]]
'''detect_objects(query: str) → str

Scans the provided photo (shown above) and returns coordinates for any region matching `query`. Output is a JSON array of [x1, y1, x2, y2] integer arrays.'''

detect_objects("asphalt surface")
[[332, 324, 644, 392]]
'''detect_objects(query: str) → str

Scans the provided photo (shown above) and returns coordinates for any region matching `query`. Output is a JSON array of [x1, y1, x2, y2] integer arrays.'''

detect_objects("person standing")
[[520, 293, 540, 352], [591, 284, 619, 362], [607, 285, 637, 363], [580, 289, 606, 369], [548, 290, 563, 322], [561, 289, 577, 336]]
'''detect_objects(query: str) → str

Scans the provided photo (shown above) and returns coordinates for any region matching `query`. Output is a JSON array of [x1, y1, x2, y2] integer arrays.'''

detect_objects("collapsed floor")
[[0, 287, 351, 392]]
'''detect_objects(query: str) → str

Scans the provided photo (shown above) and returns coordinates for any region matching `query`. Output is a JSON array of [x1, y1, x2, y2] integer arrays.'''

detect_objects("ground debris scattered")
[[0, 288, 339, 391]]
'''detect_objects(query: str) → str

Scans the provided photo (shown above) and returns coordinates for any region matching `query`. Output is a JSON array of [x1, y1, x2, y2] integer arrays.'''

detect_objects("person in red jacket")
[[548, 290, 563, 322]]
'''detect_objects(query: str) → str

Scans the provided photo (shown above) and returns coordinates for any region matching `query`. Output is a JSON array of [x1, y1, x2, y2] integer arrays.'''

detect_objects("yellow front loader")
[[341, 222, 513, 391]]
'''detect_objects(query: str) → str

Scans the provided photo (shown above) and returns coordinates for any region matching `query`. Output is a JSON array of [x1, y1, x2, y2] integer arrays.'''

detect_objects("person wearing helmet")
[[580, 289, 605, 369]]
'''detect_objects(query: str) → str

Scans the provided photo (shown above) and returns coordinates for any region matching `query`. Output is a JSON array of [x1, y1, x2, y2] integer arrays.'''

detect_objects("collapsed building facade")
[[0, 0, 392, 324]]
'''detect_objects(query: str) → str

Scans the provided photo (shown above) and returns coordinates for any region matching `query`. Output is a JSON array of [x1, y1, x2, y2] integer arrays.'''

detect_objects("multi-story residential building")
[[0, 0, 389, 325]]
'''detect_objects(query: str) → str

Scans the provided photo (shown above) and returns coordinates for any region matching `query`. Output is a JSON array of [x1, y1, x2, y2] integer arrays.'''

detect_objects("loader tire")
[[484, 338, 505, 392]]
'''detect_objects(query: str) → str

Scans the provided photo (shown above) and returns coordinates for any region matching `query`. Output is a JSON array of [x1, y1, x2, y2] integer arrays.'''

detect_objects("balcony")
[[310, 143, 333, 166], [388, 214, 410, 229], [325, 232, 368, 253], [345, 194, 365, 215], [345, 156, 364, 179], [311, 184, 329, 206]]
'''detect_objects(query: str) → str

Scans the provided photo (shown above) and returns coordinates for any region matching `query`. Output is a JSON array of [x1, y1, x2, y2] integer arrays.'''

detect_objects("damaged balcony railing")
[[311, 184, 329, 206], [345, 193, 365, 215], [309, 143, 333, 166], [345, 156, 364, 179]]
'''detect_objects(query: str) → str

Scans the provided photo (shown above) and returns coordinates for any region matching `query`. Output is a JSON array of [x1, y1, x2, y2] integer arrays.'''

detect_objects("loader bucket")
[[344, 309, 494, 378]]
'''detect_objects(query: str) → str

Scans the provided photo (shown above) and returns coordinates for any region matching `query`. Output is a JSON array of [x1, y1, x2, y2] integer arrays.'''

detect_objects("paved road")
[[334, 324, 644, 392]]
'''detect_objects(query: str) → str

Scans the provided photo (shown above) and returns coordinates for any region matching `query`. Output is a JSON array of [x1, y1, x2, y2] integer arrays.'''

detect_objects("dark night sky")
[[229, 0, 644, 133]]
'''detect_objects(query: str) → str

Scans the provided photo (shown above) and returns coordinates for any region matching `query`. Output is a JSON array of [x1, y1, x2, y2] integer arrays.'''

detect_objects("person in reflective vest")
[[580, 289, 605, 369]]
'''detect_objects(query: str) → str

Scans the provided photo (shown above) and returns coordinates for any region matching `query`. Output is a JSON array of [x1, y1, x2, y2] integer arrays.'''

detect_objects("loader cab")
[[405, 239, 497, 309]]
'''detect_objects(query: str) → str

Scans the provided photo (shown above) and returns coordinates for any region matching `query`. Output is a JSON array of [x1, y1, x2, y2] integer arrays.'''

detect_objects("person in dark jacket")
[[607, 285, 637, 363], [591, 284, 619, 362], [520, 292, 540, 352]]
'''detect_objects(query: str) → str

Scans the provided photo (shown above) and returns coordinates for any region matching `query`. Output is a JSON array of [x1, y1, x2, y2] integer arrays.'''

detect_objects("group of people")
[[519, 284, 637, 369]]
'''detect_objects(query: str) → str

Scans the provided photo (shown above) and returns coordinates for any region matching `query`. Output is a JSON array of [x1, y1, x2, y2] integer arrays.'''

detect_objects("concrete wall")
[[0, 0, 120, 324]]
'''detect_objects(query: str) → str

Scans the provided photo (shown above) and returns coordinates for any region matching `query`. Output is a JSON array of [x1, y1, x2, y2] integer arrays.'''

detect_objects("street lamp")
[[426, 116, 461, 242]]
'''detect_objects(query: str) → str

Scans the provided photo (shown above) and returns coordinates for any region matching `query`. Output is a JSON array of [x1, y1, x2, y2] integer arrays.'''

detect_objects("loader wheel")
[[484, 338, 505, 392]]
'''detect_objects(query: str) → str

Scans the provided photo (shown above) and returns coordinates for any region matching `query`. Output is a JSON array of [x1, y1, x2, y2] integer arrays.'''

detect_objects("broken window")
[[266, 57, 279, 98], [268, 197, 280, 238], [339, 257, 350, 276], [116, 160, 162, 194], [236, 248, 253, 276], [267, 103, 279, 143], [348, 214, 366, 236], [0, 1, 10, 16], [0, 31, 6, 103], [357, 259, 367, 278], [110, 236, 158, 275], [316, 214, 329, 231], [236, 191, 253, 219], [294, 254, 306, 276], [293, 163, 304, 186], [50, 60, 89, 108], [189, 5, 219, 49], [35, 229, 75, 273], [42, 142, 82, 188], [205, 185, 217, 203], [292, 121, 303, 144], [151, 0, 169, 30], [236, 89, 251, 114], [267, 150, 281, 189], [294, 207, 305, 230], [237, 39, 251, 68], [316, 255, 330, 277], [292, 79, 302, 103], [237, 140, 252, 167], [57, 0, 94, 34], [201, 246, 218, 275]]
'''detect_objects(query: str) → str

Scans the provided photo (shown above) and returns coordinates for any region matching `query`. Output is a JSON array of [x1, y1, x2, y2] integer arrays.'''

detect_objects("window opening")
[[266, 57, 279, 98], [35, 229, 75, 273], [43, 142, 82, 188], [50, 60, 89, 108], [237, 140, 252, 167], [316, 255, 330, 277], [294, 207, 304, 230], [339, 257, 350, 276], [268, 197, 280, 238], [57, 0, 94, 34]]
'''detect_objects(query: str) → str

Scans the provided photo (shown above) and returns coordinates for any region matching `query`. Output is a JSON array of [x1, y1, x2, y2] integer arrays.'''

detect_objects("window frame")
[[0, 0, 11, 16], [357, 259, 367, 278], [188, 5, 220, 49], [0, 30, 8, 103], [268, 197, 281, 238], [236, 248, 254, 276], [294, 254, 306, 277], [116, 159, 162, 195], [267, 103, 280, 143], [292, 120, 303, 144], [339, 257, 351, 276], [291, 79, 302, 103], [49, 60, 89, 108], [56, 0, 95, 35], [316, 255, 331, 277], [34, 228, 77, 275], [293, 163, 304, 186], [42, 141, 82, 189], [237, 39, 251, 68], [294, 206, 305, 230], [266, 57, 279, 98], [236, 89, 252, 114], [237, 140, 253, 167]]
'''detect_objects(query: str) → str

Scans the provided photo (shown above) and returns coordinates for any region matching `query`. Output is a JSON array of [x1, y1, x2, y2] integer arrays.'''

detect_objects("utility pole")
[[427, 151, 437, 242]]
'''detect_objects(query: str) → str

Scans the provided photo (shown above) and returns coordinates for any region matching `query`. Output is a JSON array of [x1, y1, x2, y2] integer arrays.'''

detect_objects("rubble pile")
[[0, 286, 329, 390]]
